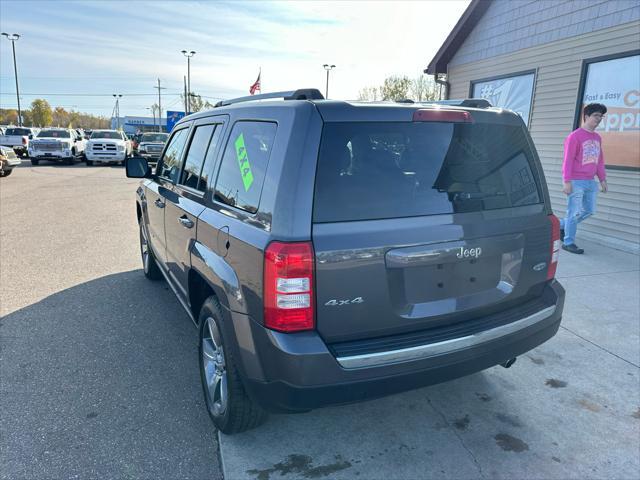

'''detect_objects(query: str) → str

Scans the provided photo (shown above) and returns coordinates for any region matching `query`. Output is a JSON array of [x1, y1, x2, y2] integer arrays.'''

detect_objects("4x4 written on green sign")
[[234, 133, 254, 192]]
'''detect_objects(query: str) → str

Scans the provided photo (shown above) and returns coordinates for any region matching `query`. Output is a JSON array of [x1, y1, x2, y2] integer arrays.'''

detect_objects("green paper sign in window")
[[234, 133, 254, 192]]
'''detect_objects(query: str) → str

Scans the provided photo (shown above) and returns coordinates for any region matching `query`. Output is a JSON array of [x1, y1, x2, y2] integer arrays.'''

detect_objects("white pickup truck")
[[0, 127, 38, 157], [84, 130, 132, 166], [28, 128, 86, 165]]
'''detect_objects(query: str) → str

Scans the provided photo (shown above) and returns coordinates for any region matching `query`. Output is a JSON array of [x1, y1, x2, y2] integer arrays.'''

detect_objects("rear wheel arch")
[[188, 269, 230, 326]]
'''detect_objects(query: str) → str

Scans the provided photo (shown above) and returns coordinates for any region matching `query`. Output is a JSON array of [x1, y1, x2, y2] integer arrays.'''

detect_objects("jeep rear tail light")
[[413, 109, 473, 123], [22, 136, 28, 145], [264, 241, 315, 332], [547, 214, 561, 280]]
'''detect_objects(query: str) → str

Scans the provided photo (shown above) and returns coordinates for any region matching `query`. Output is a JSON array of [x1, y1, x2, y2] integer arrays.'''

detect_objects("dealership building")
[[110, 116, 167, 135], [427, 0, 640, 253]]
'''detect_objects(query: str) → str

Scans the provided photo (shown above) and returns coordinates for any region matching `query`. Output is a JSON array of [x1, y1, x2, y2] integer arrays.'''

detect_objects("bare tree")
[[357, 86, 380, 101], [409, 75, 437, 102], [181, 92, 214, 113]]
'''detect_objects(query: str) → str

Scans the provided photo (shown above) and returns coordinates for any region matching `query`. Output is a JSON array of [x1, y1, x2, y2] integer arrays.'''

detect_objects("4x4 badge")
[[325, 297, 364, 306]]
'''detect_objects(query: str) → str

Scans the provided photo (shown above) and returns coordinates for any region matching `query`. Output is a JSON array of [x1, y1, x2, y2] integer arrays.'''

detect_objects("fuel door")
[[217, 226, 230, 258]]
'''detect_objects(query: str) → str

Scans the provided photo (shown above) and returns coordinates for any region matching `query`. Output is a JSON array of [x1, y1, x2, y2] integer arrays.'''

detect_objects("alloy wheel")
[[201, 317, 228, 416]]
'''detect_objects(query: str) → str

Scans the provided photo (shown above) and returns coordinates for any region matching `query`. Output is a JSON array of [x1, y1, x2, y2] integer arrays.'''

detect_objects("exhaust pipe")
[[501, 357, 517, 369]]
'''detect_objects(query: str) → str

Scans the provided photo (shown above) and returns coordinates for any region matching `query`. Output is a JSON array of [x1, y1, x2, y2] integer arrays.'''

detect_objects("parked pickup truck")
[[136, 132, 169, 164], [28, 128, 86, 165], [85, 129, 132, 166], [0, 127, 37, 157]]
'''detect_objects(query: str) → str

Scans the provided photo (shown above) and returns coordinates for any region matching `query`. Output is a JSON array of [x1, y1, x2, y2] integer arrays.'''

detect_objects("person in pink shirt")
[[560, 103, 608, 254]]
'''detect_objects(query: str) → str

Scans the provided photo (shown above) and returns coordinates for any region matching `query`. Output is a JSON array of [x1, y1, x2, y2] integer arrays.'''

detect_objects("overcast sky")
[[0, 0, 470, 118]]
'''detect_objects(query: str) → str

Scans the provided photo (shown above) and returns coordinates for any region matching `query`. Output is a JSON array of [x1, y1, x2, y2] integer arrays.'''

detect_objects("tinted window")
[[313, 121, 542, 223], [91, 131, 122, 139], [179, 124, 215, 191], [199, 125, 224, 191], [6, 128, 32, 136], [142, 133, 169, 142], [157, 129, 188, 183], [214, 122, 276, 214], [37, 130, 71, 138]]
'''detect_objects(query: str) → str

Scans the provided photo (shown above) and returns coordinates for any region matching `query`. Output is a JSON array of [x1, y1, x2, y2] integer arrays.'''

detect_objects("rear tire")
[[139, 222, 162, 280], [85, 160, 93, 166], [30, 159, 39, 166], [0, 169, 12, 177], [199, 297, 267, 434], [65, 156, 74, 165]]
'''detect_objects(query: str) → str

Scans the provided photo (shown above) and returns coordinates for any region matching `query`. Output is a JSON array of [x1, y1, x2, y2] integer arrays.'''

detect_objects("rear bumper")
[[228, 281, 565, 412]]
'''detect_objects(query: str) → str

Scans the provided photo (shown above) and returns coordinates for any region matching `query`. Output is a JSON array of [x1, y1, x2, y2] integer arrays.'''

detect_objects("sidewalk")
[[219, 239, 640, 480]]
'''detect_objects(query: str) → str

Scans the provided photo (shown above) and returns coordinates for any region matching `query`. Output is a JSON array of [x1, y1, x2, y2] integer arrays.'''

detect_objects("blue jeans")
[[560, 179, 598, 246]]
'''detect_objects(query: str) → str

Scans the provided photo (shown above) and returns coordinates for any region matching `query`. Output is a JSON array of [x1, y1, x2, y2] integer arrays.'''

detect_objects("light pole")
[[323, 64, 335, 99], [112, 94, 122, 129], [2, 33, 22, 126], [146, 106, 157, 131], [181, 50, 196, 113]]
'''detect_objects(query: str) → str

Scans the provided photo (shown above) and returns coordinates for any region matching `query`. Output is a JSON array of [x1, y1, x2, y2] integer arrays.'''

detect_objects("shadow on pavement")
[[0, 270, 222, 480]]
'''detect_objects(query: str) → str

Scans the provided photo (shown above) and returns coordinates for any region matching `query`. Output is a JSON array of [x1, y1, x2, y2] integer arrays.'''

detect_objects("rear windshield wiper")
[[453, 192, 507, 200]]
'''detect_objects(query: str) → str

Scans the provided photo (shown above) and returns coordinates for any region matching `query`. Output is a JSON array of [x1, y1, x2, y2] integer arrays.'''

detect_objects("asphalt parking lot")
[[1, 163, 639, 480]]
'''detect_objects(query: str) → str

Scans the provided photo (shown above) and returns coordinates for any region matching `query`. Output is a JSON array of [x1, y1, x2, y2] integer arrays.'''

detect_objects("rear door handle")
[[179, 216, 194, 229], [154, 198, 165, 208]]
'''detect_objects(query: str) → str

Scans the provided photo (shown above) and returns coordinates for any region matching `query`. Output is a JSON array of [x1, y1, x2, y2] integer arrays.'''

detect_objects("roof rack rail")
[[425, 98, 492, 109], [214, 88, 324, 108]]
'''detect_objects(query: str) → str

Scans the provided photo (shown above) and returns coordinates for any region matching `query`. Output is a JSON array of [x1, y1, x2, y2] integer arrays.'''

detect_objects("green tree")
[[67, 110, 80, 128], [0, 109, 19, 125], [381, 76, 411, 101], [30, 99, 53, 127], [52, 106, 68, 127]]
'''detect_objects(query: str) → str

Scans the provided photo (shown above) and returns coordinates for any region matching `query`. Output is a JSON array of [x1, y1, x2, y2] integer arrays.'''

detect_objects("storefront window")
[[579, 53, 640, 170], [471, 71, 535, 126]]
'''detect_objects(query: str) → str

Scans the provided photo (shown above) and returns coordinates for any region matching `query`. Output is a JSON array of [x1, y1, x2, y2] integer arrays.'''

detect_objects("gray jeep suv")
[[126, 89, 565, 434]]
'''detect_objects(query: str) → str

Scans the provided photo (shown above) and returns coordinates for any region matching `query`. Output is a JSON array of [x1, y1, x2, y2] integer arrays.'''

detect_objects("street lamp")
[[323, 64, 336, 99], [181, 50, 196, 113], [112, 94, 122, 130], [2, 33, 22, 126]]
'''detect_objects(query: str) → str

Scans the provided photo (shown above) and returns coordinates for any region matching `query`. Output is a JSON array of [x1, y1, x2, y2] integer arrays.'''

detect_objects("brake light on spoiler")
[[413, 109, 474, 123]]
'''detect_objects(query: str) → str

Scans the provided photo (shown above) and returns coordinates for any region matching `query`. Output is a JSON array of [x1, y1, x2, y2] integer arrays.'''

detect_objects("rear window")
[[5, 128, 31, 136], [91, 131, 122, 139], [37, 130, 70, 138], [141, 133, 168, 142], [313, 121, 542, 223]]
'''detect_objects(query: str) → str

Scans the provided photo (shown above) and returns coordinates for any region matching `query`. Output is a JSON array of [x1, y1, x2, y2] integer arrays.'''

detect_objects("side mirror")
[[126, 156, 151, 178], [28, 134, 33, 139]]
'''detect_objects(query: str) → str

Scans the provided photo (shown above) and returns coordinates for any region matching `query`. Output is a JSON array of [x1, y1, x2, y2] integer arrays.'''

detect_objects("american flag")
[[249, 71, 261, 95]]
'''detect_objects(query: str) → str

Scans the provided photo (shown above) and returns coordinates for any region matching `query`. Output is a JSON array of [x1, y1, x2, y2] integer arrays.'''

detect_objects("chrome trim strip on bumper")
[[336, 305, 556, 369]]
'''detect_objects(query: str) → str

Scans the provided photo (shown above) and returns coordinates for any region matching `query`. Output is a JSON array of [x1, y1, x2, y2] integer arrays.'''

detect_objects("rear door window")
[[199, 125, 224, 191], [214, 121, 276, 214], [157, 129, 189, 183], [313, 121, 542, 223], [178, 124, 216, 191]]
